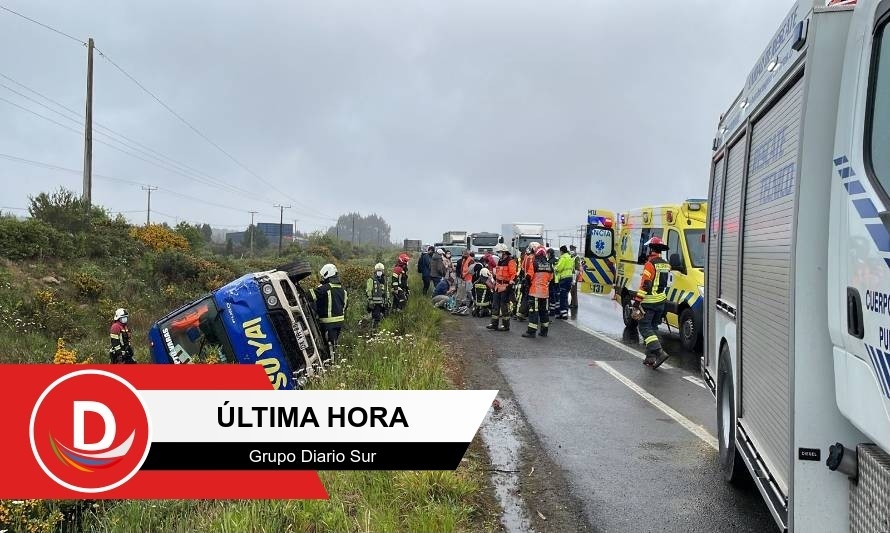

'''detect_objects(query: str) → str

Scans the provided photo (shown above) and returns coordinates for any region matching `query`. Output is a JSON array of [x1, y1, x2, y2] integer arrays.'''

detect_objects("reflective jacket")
[[312, 276, 348, 324], [366, 274, 389, 305], [634, 253, 670, 304], [554, 253, 574, 282], [461, 256, 475, 282], [494, 255, 517, 293], [530, 249, 553, 299]]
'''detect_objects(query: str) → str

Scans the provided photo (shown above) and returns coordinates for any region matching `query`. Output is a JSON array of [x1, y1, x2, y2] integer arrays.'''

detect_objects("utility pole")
[[274, 204, 290, 257], [82, 37, 94, 206], [248, 211, 258, 258], [142, 185, 158, 225]]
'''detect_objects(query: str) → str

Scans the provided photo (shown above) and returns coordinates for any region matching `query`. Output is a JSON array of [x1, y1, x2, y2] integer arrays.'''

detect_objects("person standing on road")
[[312, 264, 348, 352], [418, 246, 433, 295], [546, 245, 559, 317], [515, 245, 534, 321], [109, 308, 136, 364], [459, 249, 474, 307], [487, 243, 517, 332], [522, 242, 553, 339], [430, 248, 446, 287], [569, 244, 581, 314], [554, 245, 574, 320], [631, 237, 672, 368], [366, 263, 389, 328]]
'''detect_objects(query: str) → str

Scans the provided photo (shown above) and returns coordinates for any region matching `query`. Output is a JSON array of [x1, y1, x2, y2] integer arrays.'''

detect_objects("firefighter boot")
[[522, 327, 536, 338], [643, 352, 657, 367], [651, 349, 672, 369], [486, 318, 499, 330], [499, 318, 510, 332], [539, 325, 549, 338]]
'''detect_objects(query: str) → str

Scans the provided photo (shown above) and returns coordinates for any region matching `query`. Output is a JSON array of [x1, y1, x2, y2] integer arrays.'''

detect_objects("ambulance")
[[704, 1, 890, 531], [612, 200, 707, 352], [580, 209, 617, 296]]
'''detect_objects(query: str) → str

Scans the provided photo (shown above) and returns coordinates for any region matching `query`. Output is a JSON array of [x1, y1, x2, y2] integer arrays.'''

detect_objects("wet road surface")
[[466, 291, 776, 533]]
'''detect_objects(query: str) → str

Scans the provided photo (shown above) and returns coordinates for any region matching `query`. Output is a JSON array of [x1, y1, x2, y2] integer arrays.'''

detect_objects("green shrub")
[[0, 217, 53, 260], [152, 250, 200, 285], [73, 268, 105, 299]]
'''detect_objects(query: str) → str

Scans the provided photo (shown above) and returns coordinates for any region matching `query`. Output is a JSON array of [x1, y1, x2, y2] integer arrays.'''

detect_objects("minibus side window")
[[870, 19, 890, 196]]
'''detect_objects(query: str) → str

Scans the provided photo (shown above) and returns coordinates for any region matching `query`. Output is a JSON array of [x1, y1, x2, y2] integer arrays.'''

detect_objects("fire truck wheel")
[[717, 344, 747, 485], [621, 292, 638, 328], [679, 308, 701, 352], [279, 260, 313, 282]]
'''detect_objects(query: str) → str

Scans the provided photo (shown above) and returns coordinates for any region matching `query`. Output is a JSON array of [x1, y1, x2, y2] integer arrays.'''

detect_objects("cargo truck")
[[499, 223, 545, 257], [467, 232, 500, 257], [441, 231, 468, 245], [704, 1, 890, 531]]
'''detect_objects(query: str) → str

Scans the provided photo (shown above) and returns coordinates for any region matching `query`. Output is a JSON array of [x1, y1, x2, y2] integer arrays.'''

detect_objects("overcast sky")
[[0, 0, 796, 245]]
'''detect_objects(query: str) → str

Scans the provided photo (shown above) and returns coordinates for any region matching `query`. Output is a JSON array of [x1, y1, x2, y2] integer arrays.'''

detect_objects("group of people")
[[421, 242, 583, 339]]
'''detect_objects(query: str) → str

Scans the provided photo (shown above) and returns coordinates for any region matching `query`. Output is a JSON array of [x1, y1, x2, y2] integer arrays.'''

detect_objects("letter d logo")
[[30, 370, 151, 493]]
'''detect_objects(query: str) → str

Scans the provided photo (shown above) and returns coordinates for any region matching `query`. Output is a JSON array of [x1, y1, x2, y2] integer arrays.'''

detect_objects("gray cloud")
[[1, 0, 796, 243]]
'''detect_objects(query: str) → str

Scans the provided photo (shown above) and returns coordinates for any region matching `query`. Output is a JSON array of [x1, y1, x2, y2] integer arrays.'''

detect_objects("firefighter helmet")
[[113, 308, 128, 322], [644, 236, 669, 251], [398, 253, 410, 263], [529, 242, 542, 251], [494, 243, 509, 254], [480, 268, 491, 278], [374, 262, 385, 272], [319, 263, 338, 281]]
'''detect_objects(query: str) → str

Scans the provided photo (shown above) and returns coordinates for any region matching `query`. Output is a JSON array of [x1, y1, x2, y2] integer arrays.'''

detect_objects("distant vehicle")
[[148, 261, 330, 390], [612, 200, 707, 352], [467, 232, 500, 257], [403, 239, 422, 252], [579, 209, 617, 297], [704, 1, 890, 531], [442, 230, 468, 245], [500, 223, 545, 257]]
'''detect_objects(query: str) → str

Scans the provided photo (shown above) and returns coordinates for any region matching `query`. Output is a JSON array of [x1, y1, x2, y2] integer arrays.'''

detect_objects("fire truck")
[[704, 1, 890, 530]]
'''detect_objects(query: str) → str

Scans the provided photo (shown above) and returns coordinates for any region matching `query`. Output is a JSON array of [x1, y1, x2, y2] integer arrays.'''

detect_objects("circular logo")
[[29, 370, 152, 493]]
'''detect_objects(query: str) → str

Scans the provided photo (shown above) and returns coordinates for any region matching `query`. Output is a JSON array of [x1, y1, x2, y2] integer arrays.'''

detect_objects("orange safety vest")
[[494, 257, 517, 292]]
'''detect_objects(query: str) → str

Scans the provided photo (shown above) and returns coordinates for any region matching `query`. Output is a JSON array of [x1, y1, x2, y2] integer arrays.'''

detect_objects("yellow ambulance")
[[612, 200, 707, 351], [579, 209, 617, 296]]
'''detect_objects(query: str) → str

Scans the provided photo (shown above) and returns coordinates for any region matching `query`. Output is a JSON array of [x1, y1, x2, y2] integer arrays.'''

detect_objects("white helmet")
[[529, 242, 542, 251], [319, 263, 338, 281], [480, 268, 491, 278], [494, 243, 509, 253], [374, 262, 385, 272], [114, 308, 128, 322], [436, 248, 445, 255]]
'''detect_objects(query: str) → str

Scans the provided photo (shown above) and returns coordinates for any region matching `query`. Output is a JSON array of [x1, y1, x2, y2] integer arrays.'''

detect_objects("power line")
[[93, 47, 336, 221], [0, 4, 334, 220], [0, 4, 87, 45]]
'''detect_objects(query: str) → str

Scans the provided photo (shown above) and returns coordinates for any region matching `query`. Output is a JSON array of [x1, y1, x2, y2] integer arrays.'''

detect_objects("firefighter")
[[522, 242, 553, 338], [391, 253, 410, 310], [109, 308, 136, 364], [312, 263, 348, 351], [487, 243, 517, 332], [631, 236, 672, 368], [515, 245, 534, 321], [366, 262, 389, 328], [472, 268, 493, 317], [547, 245, 559, 317]]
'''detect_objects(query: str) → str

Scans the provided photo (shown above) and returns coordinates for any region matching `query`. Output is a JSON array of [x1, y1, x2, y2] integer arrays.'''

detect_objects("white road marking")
[[595, 361, 718, 450], [571, 322, 675, 370], [683, 375, 708, 389]]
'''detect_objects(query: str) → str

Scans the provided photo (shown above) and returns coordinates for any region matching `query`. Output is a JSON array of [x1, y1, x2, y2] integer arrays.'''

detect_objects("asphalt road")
[[470, 291, 776, 533]]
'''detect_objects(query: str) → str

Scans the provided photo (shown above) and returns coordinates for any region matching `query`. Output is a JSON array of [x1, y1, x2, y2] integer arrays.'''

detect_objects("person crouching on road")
[[366, 263, 389, 328], [631, 237, 672, 368], [523, 242, 553, 338], [487, 243, 517, 332], [313, 263, 348, 351], [472, 268, 493, 317], [109, 308, 136, 364], [554, 245, 574, 320]]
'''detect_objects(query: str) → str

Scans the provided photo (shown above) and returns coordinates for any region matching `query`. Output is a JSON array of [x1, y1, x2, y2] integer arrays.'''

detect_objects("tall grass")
[[69, 276, 498, 533]]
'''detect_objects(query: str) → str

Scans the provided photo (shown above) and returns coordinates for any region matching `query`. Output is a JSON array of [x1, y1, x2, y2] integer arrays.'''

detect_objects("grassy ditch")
[[1, 276, 500, 533]]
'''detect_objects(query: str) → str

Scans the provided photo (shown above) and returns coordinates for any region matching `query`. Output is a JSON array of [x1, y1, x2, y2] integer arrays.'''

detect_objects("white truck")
[[442, 231, 468, 246], [467, 232, 501, 258], [500, 223, 545, 257], [704, 1, 890, 531]]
